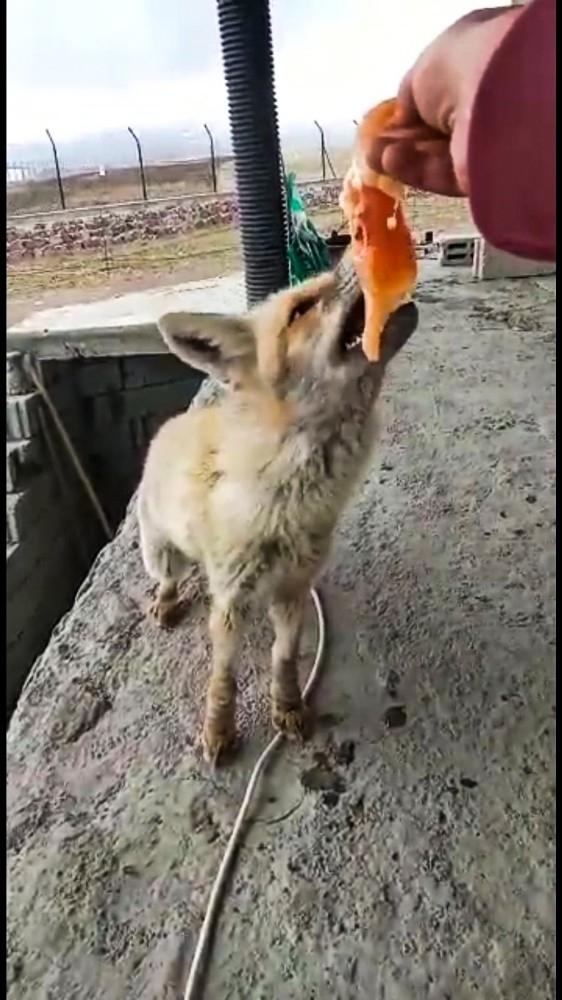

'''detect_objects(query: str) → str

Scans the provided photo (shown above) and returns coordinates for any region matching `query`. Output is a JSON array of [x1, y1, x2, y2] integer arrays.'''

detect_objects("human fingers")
[[380, 136, 466, 196]]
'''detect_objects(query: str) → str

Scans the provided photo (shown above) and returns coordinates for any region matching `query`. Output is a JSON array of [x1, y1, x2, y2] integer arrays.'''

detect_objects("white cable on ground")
[[183, 586, 327, 1000]]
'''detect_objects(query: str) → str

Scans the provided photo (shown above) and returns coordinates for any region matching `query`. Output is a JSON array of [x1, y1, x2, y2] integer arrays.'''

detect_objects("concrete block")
[[439, 233, 477, 268], [38, 359, 71, 389], [473, 239, 556, 280], [6, 353, 34, 396], [88, 378, 199, 433], [7, 540, 79, 644], [77, 358, 122, 397], [6, 472, 58, 545], [121, 354, 191, 390], [6, 543, 26, 594], [121, 378, 203, 422], [6, 438, 45, 493], [6, 638, 38, 718], [7, 563, 80, 713], [6, 393, 41, 440], [6, 492, 81, 593]]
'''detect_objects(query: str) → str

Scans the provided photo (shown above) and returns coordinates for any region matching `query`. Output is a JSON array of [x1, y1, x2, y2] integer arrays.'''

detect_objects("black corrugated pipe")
[[216, 0, 290, 306]]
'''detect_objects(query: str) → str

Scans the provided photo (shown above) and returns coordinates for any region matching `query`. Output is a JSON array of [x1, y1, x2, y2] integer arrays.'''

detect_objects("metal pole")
[[45, 129, 66, 209], [203, 123, 218, 193], [313, 120, 326, 180], [127, 126, 148, 201], [216, 0, 289, 306]]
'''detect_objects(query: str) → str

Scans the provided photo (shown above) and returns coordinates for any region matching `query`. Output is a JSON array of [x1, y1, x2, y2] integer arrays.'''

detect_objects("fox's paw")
[[148, 595, 183, 628], [271, 700, 311, 742], [201, 715, 238, 768]]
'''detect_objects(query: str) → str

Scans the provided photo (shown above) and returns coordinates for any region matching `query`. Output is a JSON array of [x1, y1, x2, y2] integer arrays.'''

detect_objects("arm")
[[366, 0, 556, 262], [467, 0, 555, 261]]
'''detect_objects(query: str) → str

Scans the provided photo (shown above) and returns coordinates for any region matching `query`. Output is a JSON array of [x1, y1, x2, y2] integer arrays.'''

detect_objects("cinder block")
[[6, 438, 45, 493], [88, 379, 198, 432], [6, 489, 81, 593], [7, 636, 40, 717], [77, 358, 122, 397], [472, 239, 556, 280], [7, 538, 80, 643], [38, 359, 71, 389], [439, 233, 477, 268], [121, 378, 203, 422], [121, 355, 191, 390], [6, 393, 41, 440], [7, 566, 79, 712], [6, 353, 34, 396], [6, 472, 58, 545]]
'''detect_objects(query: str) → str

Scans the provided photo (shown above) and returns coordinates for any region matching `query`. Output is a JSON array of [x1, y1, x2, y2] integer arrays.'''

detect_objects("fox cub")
[[138, 255, 418, 763]]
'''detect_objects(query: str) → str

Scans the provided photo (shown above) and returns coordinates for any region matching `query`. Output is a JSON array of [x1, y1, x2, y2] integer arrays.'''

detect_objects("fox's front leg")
[[268, 592, 310, 740], [202, 599, 240, 765]]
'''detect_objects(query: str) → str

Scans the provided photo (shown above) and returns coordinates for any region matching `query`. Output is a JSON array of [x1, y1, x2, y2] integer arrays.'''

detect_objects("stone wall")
[[6, 181, 342, 262], [6, 349, 203, 717]]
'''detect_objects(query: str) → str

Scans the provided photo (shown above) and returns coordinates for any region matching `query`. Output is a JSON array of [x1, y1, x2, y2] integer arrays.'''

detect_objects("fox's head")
[[157, 252, 418, 401]]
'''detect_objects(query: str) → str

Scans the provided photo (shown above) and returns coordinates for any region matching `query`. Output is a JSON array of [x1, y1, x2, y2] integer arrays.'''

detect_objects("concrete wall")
[[6, 350, 203, 717]]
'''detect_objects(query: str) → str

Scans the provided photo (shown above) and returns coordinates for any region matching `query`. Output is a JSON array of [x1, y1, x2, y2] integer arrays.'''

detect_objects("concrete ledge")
[[6, 270, 555, 998], [6, 274, 246, 360]]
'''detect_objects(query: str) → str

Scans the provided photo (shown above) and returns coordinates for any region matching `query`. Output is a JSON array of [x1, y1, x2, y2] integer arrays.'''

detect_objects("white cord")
[[183, 586, 327, 1000]]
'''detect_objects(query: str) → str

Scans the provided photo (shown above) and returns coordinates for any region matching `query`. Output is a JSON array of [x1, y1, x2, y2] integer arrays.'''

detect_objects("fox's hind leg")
[[268, 589, 310, 740], [146, 544, 190, 628], [139, 514, 196, 627]]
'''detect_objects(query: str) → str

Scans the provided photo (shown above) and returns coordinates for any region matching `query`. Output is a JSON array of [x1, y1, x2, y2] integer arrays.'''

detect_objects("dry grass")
[[7, 197, 474, 328]]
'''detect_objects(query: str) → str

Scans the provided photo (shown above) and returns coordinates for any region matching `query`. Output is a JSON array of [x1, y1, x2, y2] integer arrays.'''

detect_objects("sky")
[[7, 0, 504, 146]]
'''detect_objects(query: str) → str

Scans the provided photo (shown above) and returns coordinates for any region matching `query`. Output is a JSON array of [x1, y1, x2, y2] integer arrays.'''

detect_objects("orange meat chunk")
[[340, 98, 417, 362]]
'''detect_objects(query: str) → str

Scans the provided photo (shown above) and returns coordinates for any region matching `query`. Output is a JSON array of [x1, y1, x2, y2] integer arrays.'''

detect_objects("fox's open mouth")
[[340, 292, 366, 356]]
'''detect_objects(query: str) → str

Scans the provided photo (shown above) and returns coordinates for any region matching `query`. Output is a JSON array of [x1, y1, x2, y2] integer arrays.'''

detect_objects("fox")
[[137, 253, 419, 764]]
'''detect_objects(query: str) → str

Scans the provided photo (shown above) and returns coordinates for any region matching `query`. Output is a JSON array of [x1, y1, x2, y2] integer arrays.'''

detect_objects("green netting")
[[284, 171, 330, 285]]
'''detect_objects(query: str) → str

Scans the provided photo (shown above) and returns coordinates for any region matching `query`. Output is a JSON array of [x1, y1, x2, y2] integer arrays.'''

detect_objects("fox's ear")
[[157, 311, 256, 382]]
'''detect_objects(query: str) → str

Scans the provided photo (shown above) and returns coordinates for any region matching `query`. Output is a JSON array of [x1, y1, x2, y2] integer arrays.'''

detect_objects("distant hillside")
[[6, 121, 355, 176]]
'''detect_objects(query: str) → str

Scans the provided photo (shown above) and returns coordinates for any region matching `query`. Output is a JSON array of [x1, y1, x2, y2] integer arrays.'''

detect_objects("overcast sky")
[[7, 0, 504, 144]]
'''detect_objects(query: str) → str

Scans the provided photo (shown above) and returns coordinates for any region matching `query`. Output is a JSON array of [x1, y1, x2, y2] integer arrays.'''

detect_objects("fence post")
[[203, 123, 218, 193], [313, 119, 326, 180], [45, 129, 66, 210], [127, 126, 148, 201]]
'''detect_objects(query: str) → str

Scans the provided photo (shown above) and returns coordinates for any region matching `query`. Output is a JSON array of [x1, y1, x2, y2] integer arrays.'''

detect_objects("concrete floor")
[[7, 270, 555, 1000]]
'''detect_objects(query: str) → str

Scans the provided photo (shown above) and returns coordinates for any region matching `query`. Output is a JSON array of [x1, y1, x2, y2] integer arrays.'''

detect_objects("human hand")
[[366, 6, 522, 197]]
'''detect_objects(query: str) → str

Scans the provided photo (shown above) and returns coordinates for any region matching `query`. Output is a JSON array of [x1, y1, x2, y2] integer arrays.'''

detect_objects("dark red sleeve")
[[467, 0, 556, 262]]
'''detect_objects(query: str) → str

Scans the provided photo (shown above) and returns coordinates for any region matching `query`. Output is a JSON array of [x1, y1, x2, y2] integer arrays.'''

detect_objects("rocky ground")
[[7, 271, 555, 1000]]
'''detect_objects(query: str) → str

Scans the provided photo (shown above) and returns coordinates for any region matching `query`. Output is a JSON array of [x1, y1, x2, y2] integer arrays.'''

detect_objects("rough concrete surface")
[[7, 272, 555, 1000]]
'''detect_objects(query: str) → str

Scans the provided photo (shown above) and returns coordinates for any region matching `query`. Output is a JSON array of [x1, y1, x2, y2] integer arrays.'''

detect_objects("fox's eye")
[[288, 297, 319, 326]]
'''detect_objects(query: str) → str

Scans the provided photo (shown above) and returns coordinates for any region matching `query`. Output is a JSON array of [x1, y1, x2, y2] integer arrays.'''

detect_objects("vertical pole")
[[203, 123, 218, 193], [127, 126, 148, 202], [45, 129, 66, 210], [216, 0, 289, 306], [313, 120, 326, 180]]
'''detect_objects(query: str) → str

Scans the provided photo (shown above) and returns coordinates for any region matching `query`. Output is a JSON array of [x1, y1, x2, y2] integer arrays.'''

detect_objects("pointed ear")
[[157, 311, 256, 381], [379, 302, 419, 367]]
